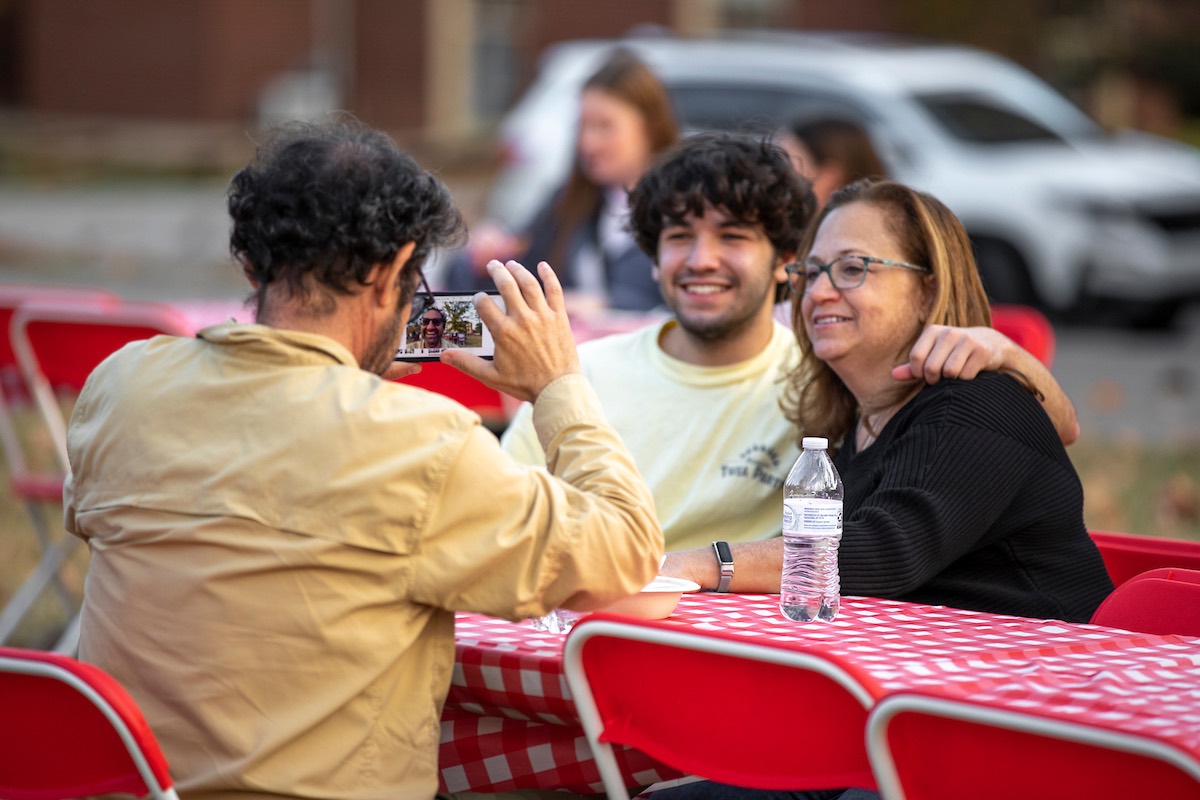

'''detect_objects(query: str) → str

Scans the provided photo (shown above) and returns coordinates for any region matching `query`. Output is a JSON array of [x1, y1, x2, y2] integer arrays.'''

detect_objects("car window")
[[914, 93, 1068, 145], [668, 83, 869, 134]]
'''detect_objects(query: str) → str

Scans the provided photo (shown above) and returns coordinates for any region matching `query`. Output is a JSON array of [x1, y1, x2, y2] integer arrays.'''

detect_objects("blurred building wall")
[[352, 0, 427, 131], [20, 0, 310, 119], [3, 0, 1191, 146]]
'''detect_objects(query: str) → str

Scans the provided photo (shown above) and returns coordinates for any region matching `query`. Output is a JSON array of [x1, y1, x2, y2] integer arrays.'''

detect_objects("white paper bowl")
[[600, 575, 701, 620]]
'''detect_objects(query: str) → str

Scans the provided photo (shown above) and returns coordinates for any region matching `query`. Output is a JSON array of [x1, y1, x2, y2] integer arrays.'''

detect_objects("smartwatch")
[[712, 540, 734, 593]]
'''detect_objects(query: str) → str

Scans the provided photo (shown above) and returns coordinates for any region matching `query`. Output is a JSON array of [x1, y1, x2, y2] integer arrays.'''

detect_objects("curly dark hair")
[[628, 132, 815, 262], [228, 118, 466, 312]]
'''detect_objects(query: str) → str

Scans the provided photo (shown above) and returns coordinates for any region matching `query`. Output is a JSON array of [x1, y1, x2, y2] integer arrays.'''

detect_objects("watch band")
[[712, 540, 734, 593]]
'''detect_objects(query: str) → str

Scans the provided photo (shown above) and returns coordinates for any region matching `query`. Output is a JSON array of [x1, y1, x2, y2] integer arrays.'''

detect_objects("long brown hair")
[[781, 179, 992, 450], [789, 117, 888, 185], [548, 49, 679, 268]]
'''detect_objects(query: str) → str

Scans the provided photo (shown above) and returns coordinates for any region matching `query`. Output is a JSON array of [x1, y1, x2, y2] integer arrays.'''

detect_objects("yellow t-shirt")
[[502, 319, 801, 552]]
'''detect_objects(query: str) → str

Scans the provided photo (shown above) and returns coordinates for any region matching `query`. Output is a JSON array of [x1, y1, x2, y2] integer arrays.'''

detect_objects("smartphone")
[[394, 291, 501, 362]]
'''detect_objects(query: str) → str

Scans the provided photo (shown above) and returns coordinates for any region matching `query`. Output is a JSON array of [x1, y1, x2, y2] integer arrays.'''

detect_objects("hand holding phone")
[[440, 260, 581, 403]]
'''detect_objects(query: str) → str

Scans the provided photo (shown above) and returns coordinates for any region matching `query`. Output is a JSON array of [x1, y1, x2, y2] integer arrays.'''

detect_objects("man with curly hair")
[[63, 120, 662, 800], [502, 133, 819, 554], [501, 132, 1077, 559]]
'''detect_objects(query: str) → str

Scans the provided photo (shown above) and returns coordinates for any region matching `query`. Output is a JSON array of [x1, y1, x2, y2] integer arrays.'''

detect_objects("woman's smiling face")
[[801, 200, 930, 376]]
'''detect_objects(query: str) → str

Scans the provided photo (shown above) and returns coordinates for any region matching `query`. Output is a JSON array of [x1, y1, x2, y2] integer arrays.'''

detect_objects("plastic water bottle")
[[781, 436, 844, 622]]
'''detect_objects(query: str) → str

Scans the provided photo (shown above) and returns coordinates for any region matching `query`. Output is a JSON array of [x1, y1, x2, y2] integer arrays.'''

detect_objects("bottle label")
[[782, 498, 843, 538]]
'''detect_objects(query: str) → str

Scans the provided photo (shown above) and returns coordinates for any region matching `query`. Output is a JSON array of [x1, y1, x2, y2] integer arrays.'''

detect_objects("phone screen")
[[394, 291, 499, 362]]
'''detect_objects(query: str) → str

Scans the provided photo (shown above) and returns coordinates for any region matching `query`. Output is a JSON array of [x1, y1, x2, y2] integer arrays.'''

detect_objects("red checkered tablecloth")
[[441, 594, 1200, 793], [442, 613, 685, 793]]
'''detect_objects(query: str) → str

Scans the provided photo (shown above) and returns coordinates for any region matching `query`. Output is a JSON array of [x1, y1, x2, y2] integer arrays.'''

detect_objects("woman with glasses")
[[650, 178, 1112, 800], [781, 178, 1112, 623]]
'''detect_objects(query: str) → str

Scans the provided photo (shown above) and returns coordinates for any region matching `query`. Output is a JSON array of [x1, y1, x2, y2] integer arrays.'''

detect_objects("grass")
[[1070, 439, 1200, 541]]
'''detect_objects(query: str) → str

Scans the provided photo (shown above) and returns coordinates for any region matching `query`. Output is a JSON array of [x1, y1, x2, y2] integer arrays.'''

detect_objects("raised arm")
[[893, 324, 1079, 445]]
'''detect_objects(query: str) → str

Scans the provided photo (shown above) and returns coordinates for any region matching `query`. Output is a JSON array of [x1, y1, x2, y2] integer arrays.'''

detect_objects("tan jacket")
[[64, 323, 662, 800]]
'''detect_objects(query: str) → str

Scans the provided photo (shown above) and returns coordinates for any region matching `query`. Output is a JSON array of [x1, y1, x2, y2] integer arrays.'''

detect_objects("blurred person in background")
[[446, 49, 679, 312], [773, 116, 890, 322], [775, 117, 889, 210]]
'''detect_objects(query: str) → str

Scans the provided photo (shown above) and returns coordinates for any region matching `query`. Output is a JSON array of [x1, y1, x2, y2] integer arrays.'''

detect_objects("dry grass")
[[0, 402, 87, 648], [1071, 438, 1200, 541]]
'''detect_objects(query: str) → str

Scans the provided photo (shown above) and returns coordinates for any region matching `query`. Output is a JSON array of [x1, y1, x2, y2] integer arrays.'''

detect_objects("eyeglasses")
[[407, 269, 437, 326], [419, 317, 444, 327], [785, 255, 930, 295]]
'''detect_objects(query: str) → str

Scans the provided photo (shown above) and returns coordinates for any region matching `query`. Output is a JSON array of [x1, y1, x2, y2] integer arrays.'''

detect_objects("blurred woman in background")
[[773, 116, 890, 320], [448, 49, 679, 312], [776, 117, 889, 209]]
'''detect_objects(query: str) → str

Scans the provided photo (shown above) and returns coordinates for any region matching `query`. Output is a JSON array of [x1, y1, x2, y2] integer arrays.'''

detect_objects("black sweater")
[[834, 372, 1113, 622]]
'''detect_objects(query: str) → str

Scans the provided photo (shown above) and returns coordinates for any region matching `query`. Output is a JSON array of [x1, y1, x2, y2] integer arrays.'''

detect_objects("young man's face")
[[653, 203, 787, 344], [420, 310, 445, 347]]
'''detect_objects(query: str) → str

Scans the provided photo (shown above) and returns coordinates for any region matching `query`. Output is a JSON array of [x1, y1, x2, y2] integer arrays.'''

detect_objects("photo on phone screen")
[[394, 291, 500, 362]]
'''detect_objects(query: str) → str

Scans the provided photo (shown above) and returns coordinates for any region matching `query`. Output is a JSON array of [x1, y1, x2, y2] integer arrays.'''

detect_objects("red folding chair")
[[1090, 567, 1200, 636], [0, 286, 120, 648], [563, 613, 876, 800], [0, 646, 179, 800], [11, 297, 194, 471], [3, 297, 193, 651], [1089, 529, 1200, 588], [990, 303, 1055, 367], [867, 691, 1200, 800], [1, 285, 122, 402]]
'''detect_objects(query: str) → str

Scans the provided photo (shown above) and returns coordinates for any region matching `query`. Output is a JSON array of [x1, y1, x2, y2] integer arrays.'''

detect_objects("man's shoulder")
[[85, 333, 192, 385]]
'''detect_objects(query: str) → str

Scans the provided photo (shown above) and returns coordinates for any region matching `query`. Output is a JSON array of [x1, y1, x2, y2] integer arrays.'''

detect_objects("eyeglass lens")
[[799, 256, 868, 293]]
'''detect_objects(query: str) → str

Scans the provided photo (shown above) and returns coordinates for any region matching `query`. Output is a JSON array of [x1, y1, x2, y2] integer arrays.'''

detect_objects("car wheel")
[[971, 237, 1037, 307]]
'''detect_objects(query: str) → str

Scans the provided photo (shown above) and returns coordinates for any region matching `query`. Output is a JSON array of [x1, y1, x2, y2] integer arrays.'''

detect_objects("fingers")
[[537, 261, 566, 313], [905, 325, 1002, 385], [382, 361, 422, 382], [443, 258, 579, 403], [471, 288, 507, 337], [485, 259, 553, 316], [440, 349, 497, 384]]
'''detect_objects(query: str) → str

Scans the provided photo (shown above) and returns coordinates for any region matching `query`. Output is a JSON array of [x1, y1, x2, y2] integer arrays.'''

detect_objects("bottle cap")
[[802, 436, 829, 450]]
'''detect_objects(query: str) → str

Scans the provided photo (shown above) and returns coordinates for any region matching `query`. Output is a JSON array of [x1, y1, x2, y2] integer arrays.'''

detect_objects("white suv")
[[486, 31, 1200, 326]]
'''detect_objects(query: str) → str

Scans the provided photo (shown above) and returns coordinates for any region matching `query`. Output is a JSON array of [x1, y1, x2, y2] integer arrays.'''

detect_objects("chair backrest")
[[397, 361, 514, 426], [563, 614, 876, 800], [0, 646, 178, 800], [0, 285, 121, 479], [0, 285, 121, 403], [867, 692, 1200, 800], [990, 303, 1055, 367], [1089, 529, 1200, 588], [10, 297, 195, 471], [1090, 566, 1200, 636]]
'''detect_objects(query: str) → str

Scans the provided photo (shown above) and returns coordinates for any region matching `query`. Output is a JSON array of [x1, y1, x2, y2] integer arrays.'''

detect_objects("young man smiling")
[[501, 132, 1078, 555]]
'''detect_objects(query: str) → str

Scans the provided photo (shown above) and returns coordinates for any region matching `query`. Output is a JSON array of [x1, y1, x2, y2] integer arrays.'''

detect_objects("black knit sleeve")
[[837, 373, 1086, 600]]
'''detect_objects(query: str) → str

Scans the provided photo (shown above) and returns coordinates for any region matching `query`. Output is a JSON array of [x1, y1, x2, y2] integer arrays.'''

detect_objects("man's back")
[[66, 322, 659, 800], [67, 324, 486, 799]]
